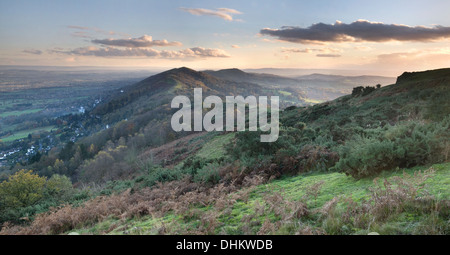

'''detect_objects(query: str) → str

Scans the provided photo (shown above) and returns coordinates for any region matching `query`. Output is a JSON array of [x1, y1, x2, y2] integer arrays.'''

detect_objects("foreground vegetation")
[[1, 163, 448, 235], [84, 163, 449, 235]]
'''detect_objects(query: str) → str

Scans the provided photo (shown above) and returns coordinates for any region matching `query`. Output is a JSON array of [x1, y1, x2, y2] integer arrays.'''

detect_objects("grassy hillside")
[[65, 162, 449, 235], [0, 68, 448, 235]]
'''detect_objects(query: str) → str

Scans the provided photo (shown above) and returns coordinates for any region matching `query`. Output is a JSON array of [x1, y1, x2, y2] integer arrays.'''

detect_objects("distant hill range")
[[205, 68, 395, 102], [204, 68, 301, 87], [91, 67, 401, 127]]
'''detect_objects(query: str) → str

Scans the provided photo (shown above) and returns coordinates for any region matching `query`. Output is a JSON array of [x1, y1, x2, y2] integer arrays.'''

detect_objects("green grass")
[[278, 90, 292, 96], [0, 108, 43, 118], [172, 80, 184, 91], [251, 163, 449, 207], [303, 98, 323, 104], [0, 126, 55, 142], [68, 162, 450, 235], [195, 132, 235, 160]]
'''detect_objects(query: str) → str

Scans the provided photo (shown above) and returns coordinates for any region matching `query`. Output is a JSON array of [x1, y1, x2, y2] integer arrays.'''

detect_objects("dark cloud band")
[[260, 20, 450, 44]]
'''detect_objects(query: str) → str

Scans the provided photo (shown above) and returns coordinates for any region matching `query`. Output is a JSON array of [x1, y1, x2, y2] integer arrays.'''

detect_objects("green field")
[[0, 108, 43, 118], [0, 126, 55, 142]]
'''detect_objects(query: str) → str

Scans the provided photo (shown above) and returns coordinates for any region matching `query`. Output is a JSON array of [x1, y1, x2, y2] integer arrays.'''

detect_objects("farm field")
[[0, 126, 56, 142]]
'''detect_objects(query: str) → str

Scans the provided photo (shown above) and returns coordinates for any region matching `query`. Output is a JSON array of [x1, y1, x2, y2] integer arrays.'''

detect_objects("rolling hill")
[[0, 68, 448, 235], [92, 67, 314, 126]]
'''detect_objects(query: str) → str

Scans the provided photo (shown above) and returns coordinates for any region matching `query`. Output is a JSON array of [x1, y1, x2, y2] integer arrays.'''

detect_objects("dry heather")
[[0, 174, 265, 235], [138, 132, 206, 168], [1, 167, 447, 235]]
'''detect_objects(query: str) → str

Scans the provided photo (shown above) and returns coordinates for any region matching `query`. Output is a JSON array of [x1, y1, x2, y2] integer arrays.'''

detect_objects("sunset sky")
[[1, 0, 450, 76]]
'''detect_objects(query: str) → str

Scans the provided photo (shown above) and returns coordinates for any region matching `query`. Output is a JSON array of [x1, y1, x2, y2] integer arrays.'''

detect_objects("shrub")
[[79, 145, 131, 183], [0, 170, 47, 209], [335, 118, 450, 178], [44, 174, 75, 202], [334, 137, 404, 178], [274, 145, 339, 175], [425, 91, 450, 121], [352, 86, 376, 97], [139, 166, 187, 188], [297, 145, 339, 173], [227, 131, 279, 159], [194, 162, 221, 184], [227, 127, 308, 162]]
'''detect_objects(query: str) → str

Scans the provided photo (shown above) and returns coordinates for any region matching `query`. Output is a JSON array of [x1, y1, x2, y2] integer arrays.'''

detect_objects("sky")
[[1, 0, 450, 76]]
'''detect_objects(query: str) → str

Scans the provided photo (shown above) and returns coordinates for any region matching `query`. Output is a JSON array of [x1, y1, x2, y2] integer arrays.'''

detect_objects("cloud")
[[357, 49, 450, 73], [54, 28, 228, 60], [67, 25, 128, 37], [354, 46, 373, 51], [67, 25, 90, 30], [180, 7, 242, 21], [375, 49, 450, 66], [216, 8, 242, 14], [23, 49, 43, 55], [260, 20, 450, 44], [281, 47, 341, 54], [49, 46, 230, 59], [91, 35, 182, 48], [179, 47, 230, 58], [71, 31, 92, 39], [49, 46, 160, 57], [281, 48, 312, 53], [231, 45, 240, 48], [316, 54, 341, 58]]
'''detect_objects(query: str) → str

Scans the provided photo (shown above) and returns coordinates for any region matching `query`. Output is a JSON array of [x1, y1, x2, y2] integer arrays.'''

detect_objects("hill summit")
[[396, 68, 450, 84]]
